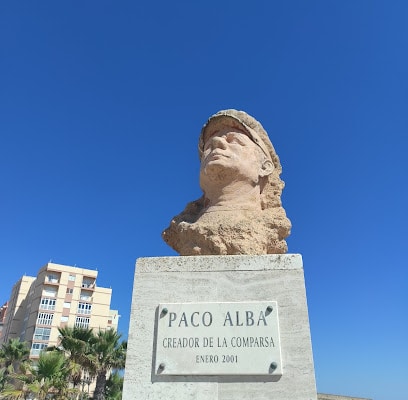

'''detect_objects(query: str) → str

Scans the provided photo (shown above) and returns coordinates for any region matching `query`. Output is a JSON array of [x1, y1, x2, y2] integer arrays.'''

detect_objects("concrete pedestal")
[[123, 254, 317, 400]]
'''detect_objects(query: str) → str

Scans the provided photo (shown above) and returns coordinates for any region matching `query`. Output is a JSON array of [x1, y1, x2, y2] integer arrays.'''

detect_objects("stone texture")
[[122, 254, 317, 400], [162, 110, 291, 256], [317, 395, 372, 400]]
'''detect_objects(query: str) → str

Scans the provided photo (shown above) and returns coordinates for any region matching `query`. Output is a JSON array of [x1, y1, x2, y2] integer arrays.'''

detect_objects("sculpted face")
[[200, 127, 273, 189]]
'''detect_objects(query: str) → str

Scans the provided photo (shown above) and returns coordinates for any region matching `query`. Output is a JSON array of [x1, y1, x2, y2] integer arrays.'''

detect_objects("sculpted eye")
[[226, 132, 245, 145], [204, 133, 217, 150]]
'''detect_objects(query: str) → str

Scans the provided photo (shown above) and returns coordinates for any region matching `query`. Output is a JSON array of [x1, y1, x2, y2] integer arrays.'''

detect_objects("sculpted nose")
[[211, 136, 227, 149]]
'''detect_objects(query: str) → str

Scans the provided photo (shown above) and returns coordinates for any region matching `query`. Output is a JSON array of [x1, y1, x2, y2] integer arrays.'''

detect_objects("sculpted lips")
[[208, 151, 230, 159]]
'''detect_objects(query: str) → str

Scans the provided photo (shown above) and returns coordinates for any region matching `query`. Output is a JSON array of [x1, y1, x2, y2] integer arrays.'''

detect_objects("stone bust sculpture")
[[162, 109, 291, 255]]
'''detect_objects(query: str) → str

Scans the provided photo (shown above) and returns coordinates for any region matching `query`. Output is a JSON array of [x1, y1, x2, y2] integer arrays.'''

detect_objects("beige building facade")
[[0, 262, 119, 359], [0, 301, 8, 339]]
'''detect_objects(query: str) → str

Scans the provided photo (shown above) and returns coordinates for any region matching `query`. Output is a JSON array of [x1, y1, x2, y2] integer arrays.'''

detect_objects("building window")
[[37, 313, 53, 325], [31, 342, 48, 356], [68, 274, 76, 281], [46, 273, 59, 283], [63, 302, 71, 309], [66, 288, 73, 294], [61, 316, 69, 323], [81, 279, 94, 288], [40, 298, 56, 311], [75, 316, 90, 328], [80, 292, 91, 301], [34, 327, 51, 341], [42, 287, 57, 297], [77, 303, 92, 315]]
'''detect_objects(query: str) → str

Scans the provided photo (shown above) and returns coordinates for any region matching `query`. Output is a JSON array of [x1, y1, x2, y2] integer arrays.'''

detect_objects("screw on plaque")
[[269, 362, 278, 373], [266, 305, 273, 315], [158, 363, 165, 373], [160, 308, 168, 317]]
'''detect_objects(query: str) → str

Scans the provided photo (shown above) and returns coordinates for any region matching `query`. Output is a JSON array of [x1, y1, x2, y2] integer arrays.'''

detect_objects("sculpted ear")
[[259, 159, 274, 177]]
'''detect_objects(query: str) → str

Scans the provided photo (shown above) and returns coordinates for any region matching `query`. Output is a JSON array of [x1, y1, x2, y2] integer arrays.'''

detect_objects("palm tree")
[[89, 330, 126, 400], [0, 381, 32, 400], [0, 339, 30, 375], [0, 330, 127, 399], [0, 367, 7, 393], [0, 338, 31, 398], [51, 326, 94, 389], [33, 350, 74, 399], [0, 362, 35, 400], [104, 371, 123, 400]]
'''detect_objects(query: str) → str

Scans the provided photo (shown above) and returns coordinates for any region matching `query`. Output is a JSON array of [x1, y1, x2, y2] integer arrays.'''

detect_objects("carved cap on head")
[[199, 109, 282, 172]]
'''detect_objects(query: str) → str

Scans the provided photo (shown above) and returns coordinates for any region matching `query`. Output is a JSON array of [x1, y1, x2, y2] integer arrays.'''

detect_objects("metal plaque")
[[154, 301, 282, 376]]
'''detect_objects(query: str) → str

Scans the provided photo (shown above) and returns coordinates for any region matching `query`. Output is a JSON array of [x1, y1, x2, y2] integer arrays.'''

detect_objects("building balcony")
[[45, 279, 59, 285], [81, 283, 95, 290]]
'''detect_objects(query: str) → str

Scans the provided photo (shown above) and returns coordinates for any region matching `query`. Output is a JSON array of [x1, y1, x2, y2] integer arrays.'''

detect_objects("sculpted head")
[[198, 110, 280, 211], [162, 109, 291, 255]]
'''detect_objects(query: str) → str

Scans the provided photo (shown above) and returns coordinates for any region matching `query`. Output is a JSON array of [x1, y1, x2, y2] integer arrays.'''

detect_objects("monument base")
[[123, 254, 317, 400]]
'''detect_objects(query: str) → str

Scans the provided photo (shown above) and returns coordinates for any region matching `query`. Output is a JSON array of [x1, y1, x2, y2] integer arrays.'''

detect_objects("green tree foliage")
[[0, 350, 78, 400], [104, 372, 123, 400], [89, 330, 126, 400], [34, 350, 71, 398], [0, 338, 30, 375], [50, 327, 95, 388], [0, 329, 126, 400], [0, 338, 31, 399]]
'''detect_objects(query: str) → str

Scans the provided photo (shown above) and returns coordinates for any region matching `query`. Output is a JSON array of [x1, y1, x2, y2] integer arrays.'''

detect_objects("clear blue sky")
[[1, 1, 407, 399]]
